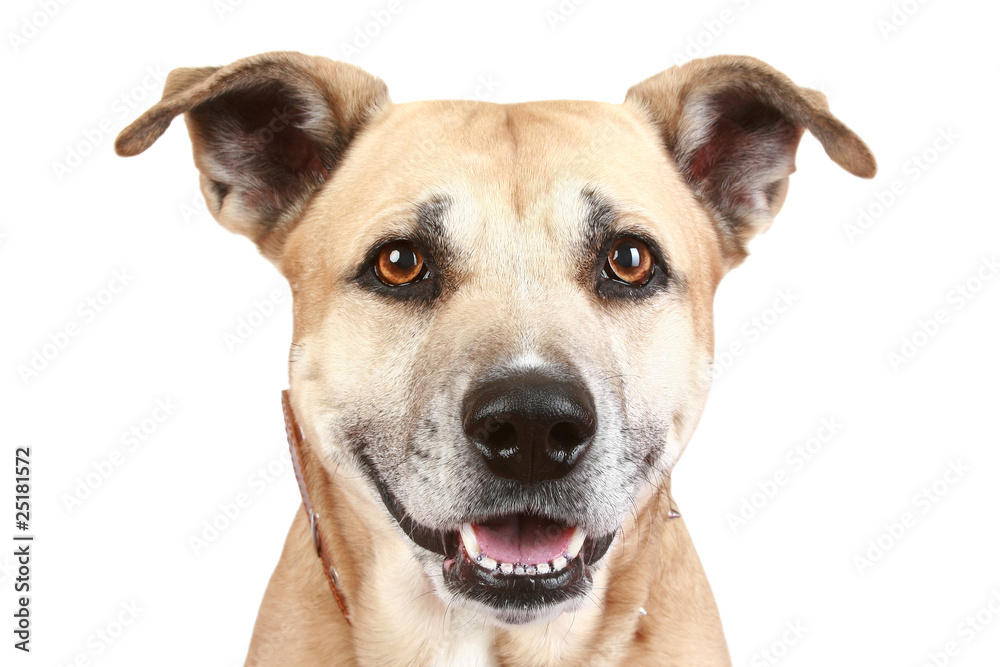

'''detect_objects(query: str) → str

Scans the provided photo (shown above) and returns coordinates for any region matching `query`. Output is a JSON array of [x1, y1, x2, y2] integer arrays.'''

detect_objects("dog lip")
[[582, 531, 615, 565], [443, 538, 598, 621], [359, 454, 458, 558], [357, 455, 616, 567]]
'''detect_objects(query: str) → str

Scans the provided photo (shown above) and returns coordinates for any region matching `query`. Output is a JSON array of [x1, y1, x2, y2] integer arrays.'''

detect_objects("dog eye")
[[603, 237, 654, 286], [375, 241, 426, 286]]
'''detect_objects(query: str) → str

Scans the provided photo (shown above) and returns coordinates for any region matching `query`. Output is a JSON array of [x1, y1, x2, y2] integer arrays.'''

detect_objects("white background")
[[3, 0, 999, 665]]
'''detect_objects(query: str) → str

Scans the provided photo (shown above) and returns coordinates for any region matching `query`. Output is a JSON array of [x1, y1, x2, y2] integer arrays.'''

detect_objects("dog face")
[[117, 52, 874, 625], [283, 100, 723, 623]]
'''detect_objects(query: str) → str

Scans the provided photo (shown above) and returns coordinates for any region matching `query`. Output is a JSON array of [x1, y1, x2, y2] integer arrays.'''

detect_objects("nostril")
[[548, 422, 584, 458], [471, 419, 519, 455], [489, 422, 518, 456]]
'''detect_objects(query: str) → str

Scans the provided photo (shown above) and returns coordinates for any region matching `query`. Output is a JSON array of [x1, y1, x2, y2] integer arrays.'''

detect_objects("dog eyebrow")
[[412, 195, 454, 276], [581, 188, 617, 252], [414, 195, 451, 244]]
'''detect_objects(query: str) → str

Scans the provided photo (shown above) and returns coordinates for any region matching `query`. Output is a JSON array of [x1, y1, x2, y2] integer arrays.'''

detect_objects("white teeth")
[[471, 553, 566, 575], [460, 523, 480, 558], [566, 527, 587, 560]]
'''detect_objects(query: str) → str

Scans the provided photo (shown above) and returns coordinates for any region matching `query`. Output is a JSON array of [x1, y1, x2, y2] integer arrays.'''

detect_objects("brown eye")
[[605, 237, 654, 286], [375, 241, 425, 286]]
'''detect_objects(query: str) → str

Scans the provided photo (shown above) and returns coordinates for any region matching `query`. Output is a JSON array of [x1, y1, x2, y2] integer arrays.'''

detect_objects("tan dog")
[[116, 52, 875, 666]]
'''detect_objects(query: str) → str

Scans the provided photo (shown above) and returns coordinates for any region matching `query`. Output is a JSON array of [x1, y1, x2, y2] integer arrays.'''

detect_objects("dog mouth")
[[457, 517, 584, 574], [442, 517, 616, 623], [442, 516, 614, 624], [361, 457, 615, 621]]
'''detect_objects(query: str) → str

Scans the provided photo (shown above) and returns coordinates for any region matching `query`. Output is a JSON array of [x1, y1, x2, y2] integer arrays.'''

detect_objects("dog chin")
[[449, 586, 589, 627]]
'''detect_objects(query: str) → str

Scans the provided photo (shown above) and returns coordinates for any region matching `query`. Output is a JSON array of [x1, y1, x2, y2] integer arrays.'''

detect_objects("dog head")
[[117, 52, 874, 625]]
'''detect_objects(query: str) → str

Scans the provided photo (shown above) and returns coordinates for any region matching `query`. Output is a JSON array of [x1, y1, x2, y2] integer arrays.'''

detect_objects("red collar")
[[282, 390, 352, 626]]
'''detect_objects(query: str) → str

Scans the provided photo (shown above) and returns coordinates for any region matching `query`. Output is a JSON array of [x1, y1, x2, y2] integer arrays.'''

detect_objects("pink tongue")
[[472, 516, 574, 565]]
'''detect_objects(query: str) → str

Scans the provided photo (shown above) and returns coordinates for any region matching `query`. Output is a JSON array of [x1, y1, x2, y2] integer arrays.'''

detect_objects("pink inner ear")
[[683, 97, 800, 218], [688, 115, 745, 182]]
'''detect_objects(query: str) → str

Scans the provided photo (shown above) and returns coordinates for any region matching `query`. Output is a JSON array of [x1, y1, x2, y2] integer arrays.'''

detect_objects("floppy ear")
[[625, 55, 876, 265], [115, 51, 389, 260]]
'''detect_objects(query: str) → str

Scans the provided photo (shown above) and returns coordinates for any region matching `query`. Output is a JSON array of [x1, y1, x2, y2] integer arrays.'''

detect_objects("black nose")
[[463, 372, 597, 484]]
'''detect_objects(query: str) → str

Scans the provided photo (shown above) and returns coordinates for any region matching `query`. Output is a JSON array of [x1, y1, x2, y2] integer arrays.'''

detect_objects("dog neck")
[[248, 393, 730, 666]]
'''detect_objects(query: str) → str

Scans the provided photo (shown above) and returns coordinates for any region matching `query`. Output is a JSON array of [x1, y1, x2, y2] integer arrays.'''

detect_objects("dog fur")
[[116, 52, 875, 666]]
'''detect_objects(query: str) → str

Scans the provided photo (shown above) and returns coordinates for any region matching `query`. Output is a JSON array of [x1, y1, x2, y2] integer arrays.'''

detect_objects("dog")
[[115, 52, 875, 666]]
